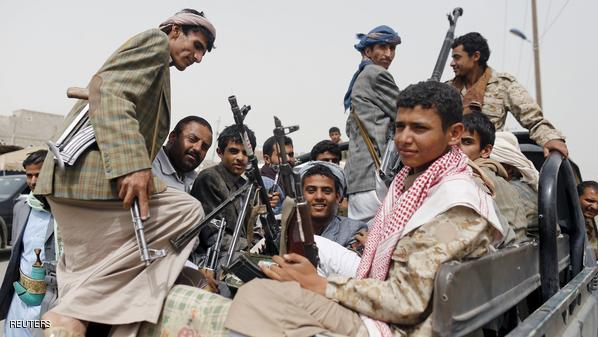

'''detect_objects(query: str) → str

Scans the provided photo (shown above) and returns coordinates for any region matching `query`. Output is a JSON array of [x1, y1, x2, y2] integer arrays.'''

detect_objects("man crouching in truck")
[[141, 81, 506, 337]]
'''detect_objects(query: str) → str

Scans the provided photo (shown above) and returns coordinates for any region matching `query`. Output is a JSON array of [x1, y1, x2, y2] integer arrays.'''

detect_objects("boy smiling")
[[143, 81, 506, 337]]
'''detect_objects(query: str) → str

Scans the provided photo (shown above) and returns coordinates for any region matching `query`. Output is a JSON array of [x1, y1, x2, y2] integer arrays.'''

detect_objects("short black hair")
[[462, 111, 496, 150], [217, 124, 256, 152], [329, 127, 340, 134], [578, 181, 598, 196], [161, 9, 215, 52], [452, 32, 491, 68], [172, 116, 213, 135], [22, 149, 48, 169], [310, 140, 341, 162], [263, 136, 293, 157], [397, 81, 463, 130], [302, 164, 341, 196]]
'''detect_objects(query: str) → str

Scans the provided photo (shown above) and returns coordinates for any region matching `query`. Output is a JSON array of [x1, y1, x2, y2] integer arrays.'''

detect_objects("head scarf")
[[357, 146, 471, 336], [159, 9, 216, 51], [296, 161, 347, 199], [354, 25, 402, 52], [490, 131, 539, 190], [343, 25, 401, 111]]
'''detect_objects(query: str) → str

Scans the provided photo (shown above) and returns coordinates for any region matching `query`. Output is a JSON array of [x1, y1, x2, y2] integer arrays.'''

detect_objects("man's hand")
[[355, 229, 368, 245], [117, 169, 153, 219], [268, 191, 281, 209], [543, 139, 569, 158], [259, 253, 327, 296]]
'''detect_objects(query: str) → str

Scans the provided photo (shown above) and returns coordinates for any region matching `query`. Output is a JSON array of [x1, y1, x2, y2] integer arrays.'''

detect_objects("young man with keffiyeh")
[[139, 81, 506, 337]]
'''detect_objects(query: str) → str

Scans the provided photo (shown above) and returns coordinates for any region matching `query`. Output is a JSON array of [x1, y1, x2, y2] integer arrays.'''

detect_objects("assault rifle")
[[172, 96, 279, 258], [378, 7, 464, 188], [273, 116, 318, 267], [228, 96, 279, 256]]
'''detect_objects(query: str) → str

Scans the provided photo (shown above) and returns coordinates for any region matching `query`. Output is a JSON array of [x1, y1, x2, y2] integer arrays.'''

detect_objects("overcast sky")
[[1, 0, 595, 179]]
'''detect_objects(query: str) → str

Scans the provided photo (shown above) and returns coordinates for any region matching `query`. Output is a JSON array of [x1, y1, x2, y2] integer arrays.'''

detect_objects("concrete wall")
[[0, 109, 64, 147]]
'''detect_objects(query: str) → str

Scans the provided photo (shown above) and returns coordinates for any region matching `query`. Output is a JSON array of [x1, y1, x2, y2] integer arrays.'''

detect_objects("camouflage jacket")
[[511, 179, 539, 236], [455, 68, 564, 146], [325, 206, 497, 337], [474, 158, 528, 242]]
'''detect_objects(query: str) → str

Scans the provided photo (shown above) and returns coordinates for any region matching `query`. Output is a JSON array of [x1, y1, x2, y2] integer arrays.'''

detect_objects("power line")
[[543, 0, 554, 36], [502, 0, 508, 70], [541, 0, 572, 40]]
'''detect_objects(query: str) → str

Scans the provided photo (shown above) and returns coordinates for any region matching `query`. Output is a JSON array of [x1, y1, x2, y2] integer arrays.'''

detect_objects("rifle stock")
[[273, 114, 318, 267]]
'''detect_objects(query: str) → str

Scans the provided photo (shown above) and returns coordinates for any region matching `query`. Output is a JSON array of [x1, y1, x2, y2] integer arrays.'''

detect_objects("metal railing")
[[538, 151, 586, 302]]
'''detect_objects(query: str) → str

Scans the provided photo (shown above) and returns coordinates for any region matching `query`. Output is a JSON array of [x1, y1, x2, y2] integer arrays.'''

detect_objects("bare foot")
[[42, 311, 87, 337]]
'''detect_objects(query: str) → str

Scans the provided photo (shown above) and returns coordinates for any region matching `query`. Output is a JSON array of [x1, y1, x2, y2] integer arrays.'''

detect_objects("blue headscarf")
[[343, 25, 401, 112]]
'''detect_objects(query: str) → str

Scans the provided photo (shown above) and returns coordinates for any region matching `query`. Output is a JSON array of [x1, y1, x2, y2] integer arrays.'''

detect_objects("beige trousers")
[[47, 187, 203, 334], [225, 279, 368, 337]]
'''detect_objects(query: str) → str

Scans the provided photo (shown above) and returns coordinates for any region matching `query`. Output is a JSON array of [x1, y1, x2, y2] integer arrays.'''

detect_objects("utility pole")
[[531, 0, 543, 107]]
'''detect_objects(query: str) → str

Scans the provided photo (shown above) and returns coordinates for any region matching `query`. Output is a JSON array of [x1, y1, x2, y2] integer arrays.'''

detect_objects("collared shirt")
[[152, 147, 198, 193]]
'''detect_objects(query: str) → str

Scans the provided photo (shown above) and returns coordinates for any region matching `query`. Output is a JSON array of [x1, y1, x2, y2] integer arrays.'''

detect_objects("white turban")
[[490, 132, 540, 190], [296, 161, 347, 199]]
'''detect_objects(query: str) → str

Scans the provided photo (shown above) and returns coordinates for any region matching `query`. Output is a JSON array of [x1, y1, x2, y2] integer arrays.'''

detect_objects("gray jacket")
[[345, 64, 399, 194]]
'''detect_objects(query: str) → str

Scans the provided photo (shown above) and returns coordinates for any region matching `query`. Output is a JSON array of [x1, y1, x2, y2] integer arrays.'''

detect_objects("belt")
[[19, 269, 47, 295]]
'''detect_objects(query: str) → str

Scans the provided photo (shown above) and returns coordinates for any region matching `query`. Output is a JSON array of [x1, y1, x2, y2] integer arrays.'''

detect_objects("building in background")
[[0, 109, 64, 148]]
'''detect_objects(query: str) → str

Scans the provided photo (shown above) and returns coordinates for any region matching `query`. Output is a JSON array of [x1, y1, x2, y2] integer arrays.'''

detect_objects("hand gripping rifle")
[[378, 7, 464, 187], [60, 87, 166, 265], [228, 96, 279, 256], [273, 116, 318, 267]]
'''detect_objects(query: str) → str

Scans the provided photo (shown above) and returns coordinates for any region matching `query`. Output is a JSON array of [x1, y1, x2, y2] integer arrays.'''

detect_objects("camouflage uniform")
[[510, 179, 539, 236], [472, 158, 528, 242], [325, 206, 497, 337], [460, 68, 565, 146], [142, 206, 498, 337]]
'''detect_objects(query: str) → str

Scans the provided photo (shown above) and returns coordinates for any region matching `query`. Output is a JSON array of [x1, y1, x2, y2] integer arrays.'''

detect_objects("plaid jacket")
[[36, 29, 171, 200]]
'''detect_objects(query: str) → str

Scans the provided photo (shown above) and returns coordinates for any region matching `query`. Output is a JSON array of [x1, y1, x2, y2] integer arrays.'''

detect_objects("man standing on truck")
[[343, 25, 401, 223], [449, 32, 568, 157], [34, 9, 215, 337]]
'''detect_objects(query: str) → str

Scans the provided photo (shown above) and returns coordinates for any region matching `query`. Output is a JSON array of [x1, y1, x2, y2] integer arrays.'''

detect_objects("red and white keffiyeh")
[[357, 145, 471, 336]]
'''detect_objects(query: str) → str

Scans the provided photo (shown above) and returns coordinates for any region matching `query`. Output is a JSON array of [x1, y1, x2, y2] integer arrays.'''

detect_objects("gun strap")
[[351, 108, 381, 171]]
